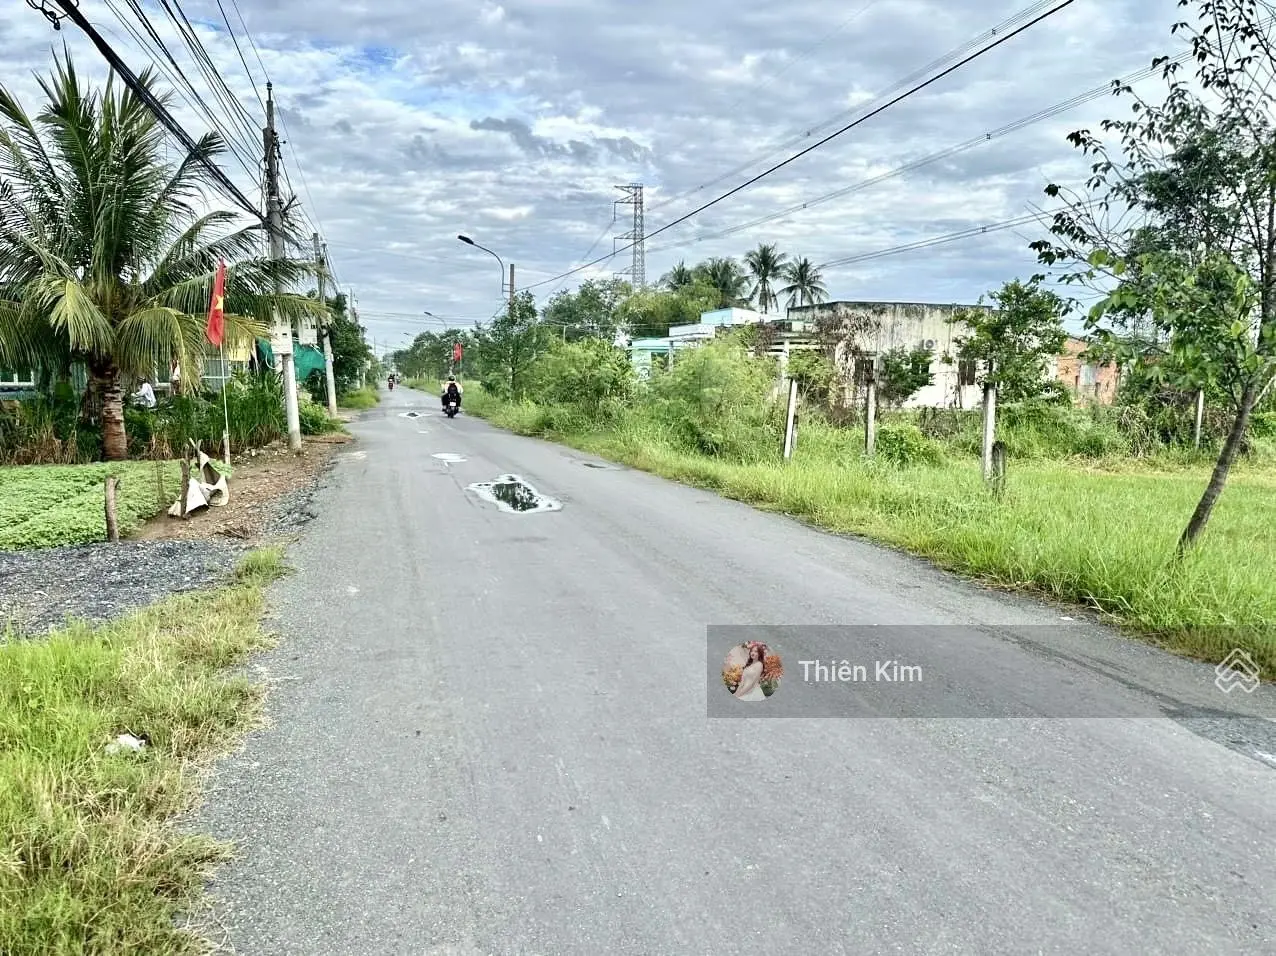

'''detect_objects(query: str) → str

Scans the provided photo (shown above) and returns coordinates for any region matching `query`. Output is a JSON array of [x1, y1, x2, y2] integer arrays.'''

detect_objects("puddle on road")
[[432, 453, 466, 462], [581, 461, 609, 469], [466, 474, 562, 514], [399, 411, 421, 418]]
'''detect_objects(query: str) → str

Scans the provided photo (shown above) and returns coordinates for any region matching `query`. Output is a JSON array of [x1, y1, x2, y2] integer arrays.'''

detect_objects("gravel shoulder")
[[1, 431, 352, 639]]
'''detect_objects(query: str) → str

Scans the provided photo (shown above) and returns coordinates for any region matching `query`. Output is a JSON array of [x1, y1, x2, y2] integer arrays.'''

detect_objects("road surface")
[[200, 386, 1275, 955]]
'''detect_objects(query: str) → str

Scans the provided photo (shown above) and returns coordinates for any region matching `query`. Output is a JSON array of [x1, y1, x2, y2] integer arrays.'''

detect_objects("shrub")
[[298, 401, 341, 435], [528, 339, 635, 418], [875, 423, 944, 466]]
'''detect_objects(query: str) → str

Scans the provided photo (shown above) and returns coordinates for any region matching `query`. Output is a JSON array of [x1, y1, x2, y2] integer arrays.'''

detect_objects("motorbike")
[[388, 378, 395, 391], [444, 399, 459, 418]]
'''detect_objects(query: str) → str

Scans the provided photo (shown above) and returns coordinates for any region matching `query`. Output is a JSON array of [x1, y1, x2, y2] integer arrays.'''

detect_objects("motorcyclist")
[[441, 375, 462, 410]]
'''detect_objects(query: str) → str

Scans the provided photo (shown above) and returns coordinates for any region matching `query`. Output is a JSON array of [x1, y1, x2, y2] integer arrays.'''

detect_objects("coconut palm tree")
[[660, 260, 695, 291], [743, 243, 789, 313], [0, 56, 319, 460], [693, 257, 751, 309], [778, 257, 829, 308]]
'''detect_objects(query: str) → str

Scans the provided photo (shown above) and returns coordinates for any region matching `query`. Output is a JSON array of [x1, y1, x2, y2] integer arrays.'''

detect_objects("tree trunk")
[[92, 360, 128, 461], [1176, 381, 1260, 556]]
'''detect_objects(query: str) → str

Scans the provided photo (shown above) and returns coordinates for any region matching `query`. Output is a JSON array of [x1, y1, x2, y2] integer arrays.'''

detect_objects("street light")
[[457, 234, 506, 296]]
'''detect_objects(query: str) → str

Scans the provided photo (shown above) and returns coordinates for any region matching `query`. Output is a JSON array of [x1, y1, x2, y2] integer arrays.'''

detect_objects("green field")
[[0, 549, 284, 955], [468, 392, 1276, 677], [0, 461, 183, 551]]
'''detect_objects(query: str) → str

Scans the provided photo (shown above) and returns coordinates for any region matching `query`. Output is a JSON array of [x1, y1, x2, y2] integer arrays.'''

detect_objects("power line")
[[44, 0, 263, 220], [101, 0, 262, 180], [525, 0, 1078, 292], [815, 198, 1102, 270], [647, 0, 1065, 216], [212, 0, 265, 112], [646, 50, 1189, 256]]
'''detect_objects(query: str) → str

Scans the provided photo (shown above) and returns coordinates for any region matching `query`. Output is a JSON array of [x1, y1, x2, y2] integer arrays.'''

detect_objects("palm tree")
[[0, 57, 319, 460], [744, 243, 789, 313], [660, 261, 695, 291], [693, 257, 751, 309], [779, 257, 828, 309]]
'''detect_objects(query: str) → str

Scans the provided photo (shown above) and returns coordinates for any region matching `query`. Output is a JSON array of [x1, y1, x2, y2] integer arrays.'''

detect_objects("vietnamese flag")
[[205, 259, 226, 346], [453, 341, 463, 362]]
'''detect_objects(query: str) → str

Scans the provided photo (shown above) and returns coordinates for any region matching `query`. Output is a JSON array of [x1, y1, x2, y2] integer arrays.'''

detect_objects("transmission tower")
[[613, 184, 645, 289]]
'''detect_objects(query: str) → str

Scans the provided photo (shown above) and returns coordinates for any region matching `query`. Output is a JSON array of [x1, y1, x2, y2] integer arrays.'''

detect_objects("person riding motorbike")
[[441, 375, 462, 411]]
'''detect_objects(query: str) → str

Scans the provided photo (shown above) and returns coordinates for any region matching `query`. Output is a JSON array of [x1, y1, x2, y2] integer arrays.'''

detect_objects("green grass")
[[0, 461, 183, 551], [337, 387, 379, 410], [467, 392, 1276, 677], [0, 548, 287, 955]]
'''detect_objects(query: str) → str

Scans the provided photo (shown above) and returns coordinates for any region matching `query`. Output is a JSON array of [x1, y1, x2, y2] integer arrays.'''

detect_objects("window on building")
[[0, 367, 35, 387], [957, 358, 977, 386]]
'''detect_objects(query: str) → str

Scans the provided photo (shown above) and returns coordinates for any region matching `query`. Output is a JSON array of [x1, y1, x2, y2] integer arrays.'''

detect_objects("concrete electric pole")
[[509, 262, 515, 318], [314, 232, 338, 417], [265, 83, 302, 451]]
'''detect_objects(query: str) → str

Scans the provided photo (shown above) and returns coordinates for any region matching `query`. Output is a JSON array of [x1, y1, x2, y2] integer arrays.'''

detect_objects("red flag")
[[453, 342, 463, 362], [205, 260, 226, 346]]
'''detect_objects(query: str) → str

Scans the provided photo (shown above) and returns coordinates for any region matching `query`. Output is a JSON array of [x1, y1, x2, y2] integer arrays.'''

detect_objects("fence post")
[[990, 440, 1007, 500], [782, 378, 799, 460], [981, 380, 998, 481], [864, 361, 877, 456], [104, 477, 120, 542]]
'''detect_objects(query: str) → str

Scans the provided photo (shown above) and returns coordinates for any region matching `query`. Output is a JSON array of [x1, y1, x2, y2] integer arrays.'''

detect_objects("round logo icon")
[[722, 641, 783, 701]]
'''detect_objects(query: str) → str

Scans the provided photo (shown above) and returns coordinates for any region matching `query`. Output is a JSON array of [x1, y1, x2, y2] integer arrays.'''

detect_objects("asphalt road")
[[200, 386, 1276, 955]]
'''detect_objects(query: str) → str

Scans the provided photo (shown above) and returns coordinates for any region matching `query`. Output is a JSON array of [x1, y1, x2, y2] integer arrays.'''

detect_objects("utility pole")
[[314, 232, 338, 417], [508, 263, 515, 318], [265, 83, 301, 451]]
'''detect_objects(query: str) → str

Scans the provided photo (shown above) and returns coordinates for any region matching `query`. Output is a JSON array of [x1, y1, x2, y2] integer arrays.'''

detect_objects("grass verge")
[[0, 461, 184, 551], [0, 547, 286, 955], [467, 392, 1276, 677], [337, 387, 379, 410]]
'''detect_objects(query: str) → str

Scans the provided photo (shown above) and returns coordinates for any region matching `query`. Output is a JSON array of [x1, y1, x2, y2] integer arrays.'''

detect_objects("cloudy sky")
[[2, 0, 1185, 348]]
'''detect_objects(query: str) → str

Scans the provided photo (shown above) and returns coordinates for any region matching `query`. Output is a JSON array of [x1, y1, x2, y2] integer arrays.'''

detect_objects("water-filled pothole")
[[466, 474, 561, 513], [399, 411, 421, 418]]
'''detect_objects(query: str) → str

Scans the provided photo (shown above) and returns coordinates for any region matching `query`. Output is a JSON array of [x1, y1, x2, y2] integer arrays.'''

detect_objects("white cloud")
[[0, 0, 1194, 344]]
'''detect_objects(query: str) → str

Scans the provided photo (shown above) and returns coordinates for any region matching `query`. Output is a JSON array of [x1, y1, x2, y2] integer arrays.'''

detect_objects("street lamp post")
[[458, 234, 514, 317]]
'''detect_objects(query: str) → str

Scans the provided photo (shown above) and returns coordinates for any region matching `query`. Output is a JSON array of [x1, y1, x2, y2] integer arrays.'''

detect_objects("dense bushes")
[[1, 372, 341, 464]]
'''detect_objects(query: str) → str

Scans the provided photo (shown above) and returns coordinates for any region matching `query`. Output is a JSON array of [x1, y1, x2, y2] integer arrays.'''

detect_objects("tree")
[[950, 279, 1068, 403], [778, 257, 828, 308], [616, 283, 718, 339], [473, 290, 545, 399], [877, 347, 934, 407], [541, 278, 630, 342], [693, 257, 751, 309], [529, 338, 634, 416], [1031, 0, 1276, 553], [0, 57, 317, 459], [660, 261, 696, 292], [743, 243, 789, 313], [306, 290, 372, 399]]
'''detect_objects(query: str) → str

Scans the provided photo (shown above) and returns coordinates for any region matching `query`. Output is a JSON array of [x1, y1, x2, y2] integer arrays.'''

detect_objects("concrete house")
[[782, 300, 986, 408]]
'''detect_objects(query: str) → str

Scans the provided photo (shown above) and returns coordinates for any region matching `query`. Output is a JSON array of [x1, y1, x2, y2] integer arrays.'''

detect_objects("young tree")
[[0, 57, 318, 459], [541, 278, 630, 342], [474, 290, 546, 399], [877, 347, 935, 407], [1031, 0, 1276, 553], [950, 278, 1069, 402]]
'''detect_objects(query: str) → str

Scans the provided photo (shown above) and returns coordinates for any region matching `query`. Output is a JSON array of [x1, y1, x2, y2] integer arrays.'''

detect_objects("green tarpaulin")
[[256, 339, 326, 380]]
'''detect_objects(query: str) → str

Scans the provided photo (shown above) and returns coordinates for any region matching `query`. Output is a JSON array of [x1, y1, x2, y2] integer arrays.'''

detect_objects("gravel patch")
[[0, 539, 251, 639]]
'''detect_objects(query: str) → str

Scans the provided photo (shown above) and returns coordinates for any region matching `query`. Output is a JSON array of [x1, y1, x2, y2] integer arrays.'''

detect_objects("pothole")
[[399, 411, 421, 418], [432, 453, 466, 462], [466, 474, 561, 514]]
